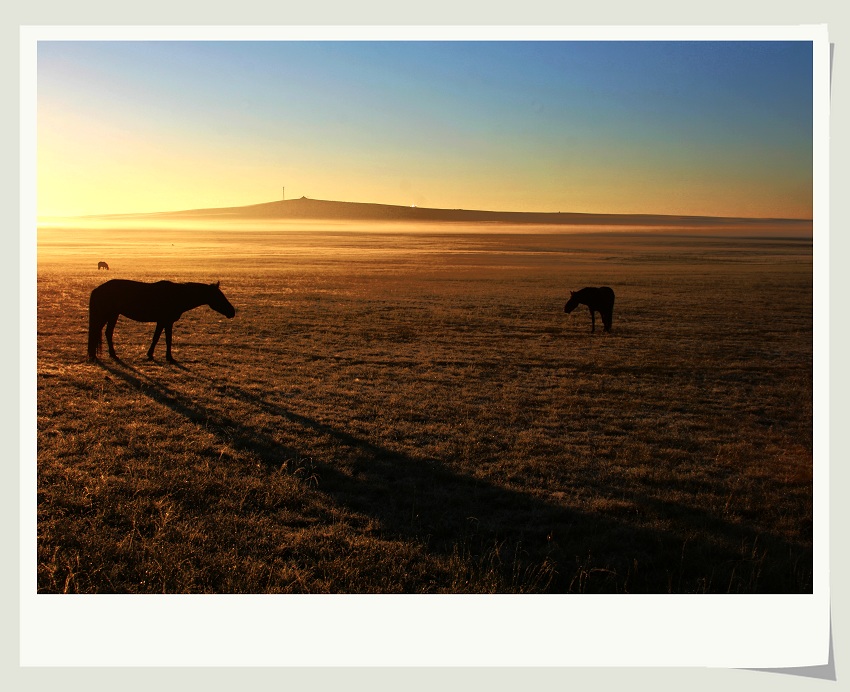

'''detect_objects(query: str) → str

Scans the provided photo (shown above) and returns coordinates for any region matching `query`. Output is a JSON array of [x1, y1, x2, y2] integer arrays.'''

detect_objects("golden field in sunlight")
[[35, 222, 813, 593]]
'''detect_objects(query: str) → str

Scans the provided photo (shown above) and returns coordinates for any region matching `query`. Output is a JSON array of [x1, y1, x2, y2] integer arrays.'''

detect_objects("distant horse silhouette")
[[98, 261, 109, 270], [87, 279, 236, 362], [564, 286, 615, 333]]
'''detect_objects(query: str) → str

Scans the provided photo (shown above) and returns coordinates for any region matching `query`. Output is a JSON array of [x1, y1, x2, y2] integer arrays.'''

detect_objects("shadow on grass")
[[95, 358, 812, 594]]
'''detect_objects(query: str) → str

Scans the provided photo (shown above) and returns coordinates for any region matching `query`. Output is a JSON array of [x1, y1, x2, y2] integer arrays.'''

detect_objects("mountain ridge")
[[85, 197, 812, 227]]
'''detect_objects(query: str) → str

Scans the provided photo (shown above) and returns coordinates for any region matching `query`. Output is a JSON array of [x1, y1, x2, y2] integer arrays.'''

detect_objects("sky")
[[36, 39, 814, 219]]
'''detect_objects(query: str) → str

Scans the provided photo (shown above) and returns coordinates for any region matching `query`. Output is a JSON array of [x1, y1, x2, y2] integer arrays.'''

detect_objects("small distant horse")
[[87, 279, 236, 362], [98, 261, 109, 270], [564, 286, 615, 333]]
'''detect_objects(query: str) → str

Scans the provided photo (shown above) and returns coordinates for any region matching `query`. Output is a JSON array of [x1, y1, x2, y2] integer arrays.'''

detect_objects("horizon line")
[[41, 197, 815, 224]]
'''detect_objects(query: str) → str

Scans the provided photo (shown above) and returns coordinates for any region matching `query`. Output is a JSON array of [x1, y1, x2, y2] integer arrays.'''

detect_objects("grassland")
[[35, 222, 813, 593]]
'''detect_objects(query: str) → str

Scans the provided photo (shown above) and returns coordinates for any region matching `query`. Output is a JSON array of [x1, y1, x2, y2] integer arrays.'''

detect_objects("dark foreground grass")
[[35, 227, 813, 592]]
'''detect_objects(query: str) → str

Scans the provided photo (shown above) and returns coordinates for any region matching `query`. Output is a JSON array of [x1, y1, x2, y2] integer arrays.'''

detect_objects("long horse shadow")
[[95, 359, 811, 593]]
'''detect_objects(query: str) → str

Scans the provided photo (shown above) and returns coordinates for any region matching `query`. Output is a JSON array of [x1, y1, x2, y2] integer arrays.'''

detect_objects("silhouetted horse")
[[87, 279, 236, 362], [98, 261, 109, 270], [564, 286, 615, 333]]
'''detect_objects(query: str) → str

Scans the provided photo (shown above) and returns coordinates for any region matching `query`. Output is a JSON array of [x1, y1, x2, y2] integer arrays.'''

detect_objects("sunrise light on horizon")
[[36, 37, 814, 220]]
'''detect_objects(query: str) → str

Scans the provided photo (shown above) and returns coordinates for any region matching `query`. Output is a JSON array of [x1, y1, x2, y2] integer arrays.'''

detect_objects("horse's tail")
[[602, 287, 615, 331], [87, 290, 102, 360]]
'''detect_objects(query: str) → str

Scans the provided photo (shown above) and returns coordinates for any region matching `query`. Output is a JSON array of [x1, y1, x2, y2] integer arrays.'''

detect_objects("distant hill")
[[94, 197, 812, 229]]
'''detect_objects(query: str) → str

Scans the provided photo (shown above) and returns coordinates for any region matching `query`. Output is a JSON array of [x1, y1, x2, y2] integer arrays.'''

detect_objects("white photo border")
[[20, 23, 830, 669]]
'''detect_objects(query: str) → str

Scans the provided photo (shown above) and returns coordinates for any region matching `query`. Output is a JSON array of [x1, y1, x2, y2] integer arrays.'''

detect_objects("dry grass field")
[[35, 222, 813, 593]]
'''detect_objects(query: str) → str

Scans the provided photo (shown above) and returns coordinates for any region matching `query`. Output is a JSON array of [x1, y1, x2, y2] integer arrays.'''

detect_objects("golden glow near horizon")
[[36, 40, 814, 221]]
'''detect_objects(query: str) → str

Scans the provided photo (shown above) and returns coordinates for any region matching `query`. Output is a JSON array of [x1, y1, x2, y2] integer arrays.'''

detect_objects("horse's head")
[[208, 281, 236, 318], [564, 290, 579, 314]]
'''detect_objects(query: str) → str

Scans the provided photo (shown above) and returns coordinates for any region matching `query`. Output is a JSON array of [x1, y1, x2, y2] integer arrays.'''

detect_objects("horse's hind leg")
[[104, 316, 119, 358], [147, 323, 164, 360], [164, 323, 175, 363], [589, 307, 596, 333]]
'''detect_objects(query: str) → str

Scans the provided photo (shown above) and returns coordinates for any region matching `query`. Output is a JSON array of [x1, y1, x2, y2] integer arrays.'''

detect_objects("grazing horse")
[[564, 286, 615, 333], [87, 279, 236, 362], [98, 261, 109, 270]]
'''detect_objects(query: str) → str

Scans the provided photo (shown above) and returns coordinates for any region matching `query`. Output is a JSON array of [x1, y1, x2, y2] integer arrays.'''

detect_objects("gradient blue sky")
[[37, 40, 814, 218]]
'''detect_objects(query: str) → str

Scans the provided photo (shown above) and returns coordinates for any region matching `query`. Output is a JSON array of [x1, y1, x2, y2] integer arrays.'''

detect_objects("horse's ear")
[[216, 281, 220, 288], [570, 291, 575, 296]]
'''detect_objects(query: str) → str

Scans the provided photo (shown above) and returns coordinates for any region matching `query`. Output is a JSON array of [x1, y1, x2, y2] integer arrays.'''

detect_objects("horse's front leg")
[[148, 323, 164, 359], [164, 322, 175, 363], [589, 307, 596, 333]]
